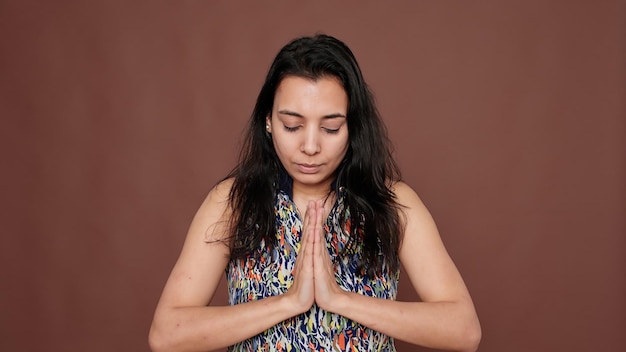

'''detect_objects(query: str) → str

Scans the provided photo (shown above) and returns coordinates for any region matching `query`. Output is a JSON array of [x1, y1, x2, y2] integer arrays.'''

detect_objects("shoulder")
[[191, 177, 235, 242], [389, 180, 438, 244], [205, 177, 234, 206], [390, 180, 426, 211]]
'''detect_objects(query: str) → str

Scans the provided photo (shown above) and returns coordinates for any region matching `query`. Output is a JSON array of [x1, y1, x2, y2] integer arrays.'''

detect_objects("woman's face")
[[267, 75, 349, 193]]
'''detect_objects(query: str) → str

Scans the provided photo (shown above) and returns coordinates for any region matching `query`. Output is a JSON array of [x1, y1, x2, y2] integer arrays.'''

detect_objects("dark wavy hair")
[[224, 34, 402, 277]]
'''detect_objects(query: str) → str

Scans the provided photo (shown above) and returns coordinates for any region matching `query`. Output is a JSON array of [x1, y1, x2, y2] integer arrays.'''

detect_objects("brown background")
[[1, 1, 624, 351]]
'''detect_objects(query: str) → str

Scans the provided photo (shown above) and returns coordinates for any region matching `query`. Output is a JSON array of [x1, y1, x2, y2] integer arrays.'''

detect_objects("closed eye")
[[283, 125, 300, 132]]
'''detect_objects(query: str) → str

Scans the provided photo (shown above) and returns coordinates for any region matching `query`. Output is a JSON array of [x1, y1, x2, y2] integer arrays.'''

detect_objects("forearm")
[[149, 294, 300, 352], [331, 292, 481, 352]]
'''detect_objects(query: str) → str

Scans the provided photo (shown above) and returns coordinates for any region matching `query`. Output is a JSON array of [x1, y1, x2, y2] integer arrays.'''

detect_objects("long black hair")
[[224, 34, 403, 277]]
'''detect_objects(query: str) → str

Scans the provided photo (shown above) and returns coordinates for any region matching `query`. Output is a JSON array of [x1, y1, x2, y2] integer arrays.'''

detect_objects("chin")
[[292, 173, 334, 187]]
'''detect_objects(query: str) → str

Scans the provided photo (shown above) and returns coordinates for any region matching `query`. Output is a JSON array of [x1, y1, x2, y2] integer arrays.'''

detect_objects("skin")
[[149, 76, 481, 352], [266, 75, 349, 215]]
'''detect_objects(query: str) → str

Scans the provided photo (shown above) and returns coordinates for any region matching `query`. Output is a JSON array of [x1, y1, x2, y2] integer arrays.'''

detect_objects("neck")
[[291, 179, 337, 219], [292, 180, 333, 202]]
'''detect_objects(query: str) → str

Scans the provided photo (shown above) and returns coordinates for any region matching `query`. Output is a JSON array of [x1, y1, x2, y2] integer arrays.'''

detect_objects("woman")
[[149, 34, 481, 352]]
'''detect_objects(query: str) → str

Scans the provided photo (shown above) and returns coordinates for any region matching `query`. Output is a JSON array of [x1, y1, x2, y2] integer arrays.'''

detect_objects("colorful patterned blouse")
[[226, 178, 399, 351]]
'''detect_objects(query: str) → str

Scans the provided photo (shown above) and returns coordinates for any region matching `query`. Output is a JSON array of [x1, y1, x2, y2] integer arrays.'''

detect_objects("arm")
[[148, 179, 314, 352], [314, 181, 481, 352]]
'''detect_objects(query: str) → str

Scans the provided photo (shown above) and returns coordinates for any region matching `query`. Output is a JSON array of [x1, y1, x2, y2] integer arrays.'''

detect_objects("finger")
[[314, 202, 334, 271], [293, 203, 314, 285], [301, 201, 314, 244], [302, 201, 310, 235], [315, 200, 324, 243], [306, 201, 317, 240], [299, 202, 316, 260], [312, 207, 325, 263]]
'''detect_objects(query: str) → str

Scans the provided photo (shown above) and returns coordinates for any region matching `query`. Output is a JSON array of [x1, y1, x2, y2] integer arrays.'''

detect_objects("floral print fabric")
[[227, 186, 399, 351]]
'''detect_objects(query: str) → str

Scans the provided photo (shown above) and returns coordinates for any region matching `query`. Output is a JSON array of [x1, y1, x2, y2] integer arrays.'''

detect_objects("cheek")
[[272, 133, 297, 155], [330, 137, 349, 157], [338, 132, 350, 150]]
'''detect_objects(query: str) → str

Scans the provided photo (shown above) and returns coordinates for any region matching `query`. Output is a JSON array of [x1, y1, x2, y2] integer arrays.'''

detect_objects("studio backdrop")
[[1, 1, 624, 351]]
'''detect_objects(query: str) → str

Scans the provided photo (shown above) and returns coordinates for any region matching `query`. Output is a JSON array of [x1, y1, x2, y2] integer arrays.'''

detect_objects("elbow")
[[458, 317, 482, 352], [148, 326, 163, 352], [148, 323, 173, 352]]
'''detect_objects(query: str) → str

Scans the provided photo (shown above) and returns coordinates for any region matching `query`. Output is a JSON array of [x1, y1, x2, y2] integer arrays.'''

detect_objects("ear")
[[265, 116, 272, 133]]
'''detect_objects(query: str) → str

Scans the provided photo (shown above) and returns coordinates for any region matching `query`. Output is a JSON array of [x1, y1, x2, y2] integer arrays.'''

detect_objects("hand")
[[311, 200, 345, 312], [284, 201, 316, 313], [286, 200, 345, 314]]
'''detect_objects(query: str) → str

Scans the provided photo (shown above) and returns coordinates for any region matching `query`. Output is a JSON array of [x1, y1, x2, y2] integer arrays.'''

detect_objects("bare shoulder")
[[391, 181, 476, 308], [390, 180, 439, 251], [155, 179, 235, 308], [204, 177, 234, 208], [189, 177, 235, 243], [390, 180, 428, 212]]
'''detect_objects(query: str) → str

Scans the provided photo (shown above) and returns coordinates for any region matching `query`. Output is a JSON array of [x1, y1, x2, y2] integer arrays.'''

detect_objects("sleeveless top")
[[226, 177, 399, 351]]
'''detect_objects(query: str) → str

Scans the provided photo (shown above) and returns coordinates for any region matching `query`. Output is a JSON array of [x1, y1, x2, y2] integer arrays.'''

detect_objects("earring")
[[266, 124, 271, 132]]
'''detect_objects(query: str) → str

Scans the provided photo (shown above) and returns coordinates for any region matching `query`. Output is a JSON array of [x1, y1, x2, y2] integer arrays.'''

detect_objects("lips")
[[296, 163, 321, 174]]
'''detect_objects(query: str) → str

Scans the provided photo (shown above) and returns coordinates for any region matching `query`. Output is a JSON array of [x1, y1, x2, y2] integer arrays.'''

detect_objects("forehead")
[[273, 76, 348, 114]]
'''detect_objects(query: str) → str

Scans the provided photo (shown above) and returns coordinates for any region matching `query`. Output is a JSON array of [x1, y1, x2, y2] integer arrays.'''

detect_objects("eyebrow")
[[277, 109, 346, 119]]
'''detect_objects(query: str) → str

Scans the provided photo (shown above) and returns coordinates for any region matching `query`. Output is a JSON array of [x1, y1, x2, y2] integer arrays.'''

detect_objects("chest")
[[227, 193, 399, 304]]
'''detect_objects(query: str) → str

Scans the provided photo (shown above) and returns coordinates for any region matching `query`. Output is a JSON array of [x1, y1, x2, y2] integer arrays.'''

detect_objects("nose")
[[301, 126, 320, 155]]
